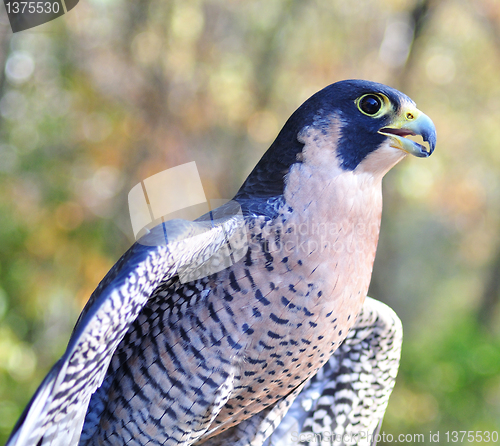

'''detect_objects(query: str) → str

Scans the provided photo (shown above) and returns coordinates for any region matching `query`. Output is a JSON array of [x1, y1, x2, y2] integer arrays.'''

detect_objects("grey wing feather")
[[261, 297, 403, 446], [6, 201, 247, 446]]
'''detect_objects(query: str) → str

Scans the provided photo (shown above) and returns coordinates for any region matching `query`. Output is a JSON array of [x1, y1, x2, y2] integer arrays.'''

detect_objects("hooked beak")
[[378, 105, 436, 158]]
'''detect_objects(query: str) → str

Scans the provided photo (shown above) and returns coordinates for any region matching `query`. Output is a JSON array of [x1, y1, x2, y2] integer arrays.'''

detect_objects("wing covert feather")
[[7, 202, 246, 446]]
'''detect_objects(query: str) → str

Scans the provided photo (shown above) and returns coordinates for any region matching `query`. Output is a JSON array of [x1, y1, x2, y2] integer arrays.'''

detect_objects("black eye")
[[359, 95, 382, 115]]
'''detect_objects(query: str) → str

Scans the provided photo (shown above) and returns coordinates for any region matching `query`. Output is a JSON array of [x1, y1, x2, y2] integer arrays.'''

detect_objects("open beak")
[[378, 105, 436, 158]]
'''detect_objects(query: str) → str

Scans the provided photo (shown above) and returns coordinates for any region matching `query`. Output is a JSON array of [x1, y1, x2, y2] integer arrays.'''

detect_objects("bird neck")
[[271, 159, 384, 315], [282, 163, 384, 255], [276, 126, 403, 262]]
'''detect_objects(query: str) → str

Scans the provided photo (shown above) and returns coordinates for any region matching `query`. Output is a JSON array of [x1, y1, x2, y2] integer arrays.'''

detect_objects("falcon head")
[[313, 79, 436, 171], [236, 79, 436, 199]]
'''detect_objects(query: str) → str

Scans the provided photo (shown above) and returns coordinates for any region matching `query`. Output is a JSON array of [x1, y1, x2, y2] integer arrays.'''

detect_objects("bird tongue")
[[379, 128, 416, 137]]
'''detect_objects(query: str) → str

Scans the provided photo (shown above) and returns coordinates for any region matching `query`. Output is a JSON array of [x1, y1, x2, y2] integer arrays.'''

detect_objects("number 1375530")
[[445, 431, 499, 442], [5, 2, 60, 14]]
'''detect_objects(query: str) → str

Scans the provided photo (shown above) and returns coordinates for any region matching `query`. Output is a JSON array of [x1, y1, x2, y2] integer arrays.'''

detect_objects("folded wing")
[[7, 201, 247, 446]]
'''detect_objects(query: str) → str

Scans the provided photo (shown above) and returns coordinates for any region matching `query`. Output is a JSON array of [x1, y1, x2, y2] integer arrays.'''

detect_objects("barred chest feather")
[[198, 166, 383, 435]]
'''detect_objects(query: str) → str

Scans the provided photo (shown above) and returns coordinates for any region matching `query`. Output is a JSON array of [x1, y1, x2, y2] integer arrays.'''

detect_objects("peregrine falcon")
[[6, 80, 436, 446]]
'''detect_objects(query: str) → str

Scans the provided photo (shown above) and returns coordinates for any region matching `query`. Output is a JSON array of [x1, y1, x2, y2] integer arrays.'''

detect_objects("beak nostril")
[[406, 112, 414, 120]]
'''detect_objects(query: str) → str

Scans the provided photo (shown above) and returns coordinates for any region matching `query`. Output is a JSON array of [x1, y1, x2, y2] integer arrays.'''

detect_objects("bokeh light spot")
[[5, 52, 35, 85]]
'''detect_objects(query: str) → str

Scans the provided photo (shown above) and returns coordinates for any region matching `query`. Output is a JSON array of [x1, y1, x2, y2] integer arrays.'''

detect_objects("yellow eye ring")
[[356, 93, 389, 117]]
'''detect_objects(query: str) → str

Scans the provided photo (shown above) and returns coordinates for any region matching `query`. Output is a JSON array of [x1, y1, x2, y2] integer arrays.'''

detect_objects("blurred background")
[[0, 0, 499, 444]]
